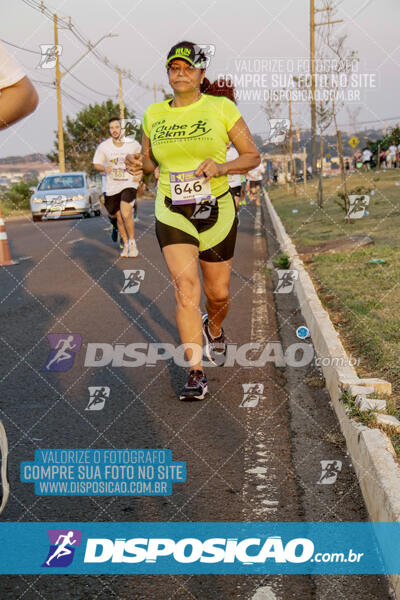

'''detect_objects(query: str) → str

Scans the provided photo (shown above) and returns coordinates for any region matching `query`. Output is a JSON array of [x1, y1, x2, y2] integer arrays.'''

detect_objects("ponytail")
[[201, 76, 236, 103], [200, 77, 211, 93]]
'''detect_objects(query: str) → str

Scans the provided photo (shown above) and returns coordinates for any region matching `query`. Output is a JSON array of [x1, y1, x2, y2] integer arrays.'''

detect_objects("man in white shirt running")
[[93, 118, 142, 257], [246, 161, 264, 205]]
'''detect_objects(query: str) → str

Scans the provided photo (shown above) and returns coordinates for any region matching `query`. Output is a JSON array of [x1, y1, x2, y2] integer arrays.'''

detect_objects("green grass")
[[341, 390, 377, 427], [269, 169, 400, 399], [0, 200, 30, 218], [340, 390, 400, 459]]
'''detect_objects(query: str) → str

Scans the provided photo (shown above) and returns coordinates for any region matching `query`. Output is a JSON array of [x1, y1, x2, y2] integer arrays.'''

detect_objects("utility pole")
[[310, 0, 316, 175], [52, 18, 117, 172], [54, 14, 65, 172], [118, 68, 125, 119], [309, 1, 343, 173], [288, 91, 297, 197]]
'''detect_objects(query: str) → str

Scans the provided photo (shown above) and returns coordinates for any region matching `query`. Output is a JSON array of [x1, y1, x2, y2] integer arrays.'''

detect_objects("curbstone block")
[[356, 396, 387, 412], [376, 414, 400, 432], [359, 378, 392, 396]]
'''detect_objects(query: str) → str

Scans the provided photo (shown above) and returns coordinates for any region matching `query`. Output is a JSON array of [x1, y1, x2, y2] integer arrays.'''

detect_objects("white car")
[[30, 172, 101, 222]]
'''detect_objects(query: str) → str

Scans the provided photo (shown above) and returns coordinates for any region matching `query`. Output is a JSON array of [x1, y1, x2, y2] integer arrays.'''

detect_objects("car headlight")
[[71, 194, 86, 201], [31, 197, 43, 203]]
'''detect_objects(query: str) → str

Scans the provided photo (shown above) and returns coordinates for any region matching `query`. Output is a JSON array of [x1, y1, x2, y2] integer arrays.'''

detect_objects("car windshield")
[[38, 175, 84, 190]]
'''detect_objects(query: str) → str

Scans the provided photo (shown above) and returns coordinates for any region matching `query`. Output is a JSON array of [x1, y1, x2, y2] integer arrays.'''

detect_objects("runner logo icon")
[[86, 386, 110, 411], [42, 529, 82, 567], [121, 270, 145, 294], [194, 44, 216, 68], [240, 383, 264, 408], [37, 45, 62, 69], [267, 119, 290, 144], [317, 460, 342, 485], [274, 270, 298, 294], [191, 198, 216, 220], [42, 334, 82, 372]]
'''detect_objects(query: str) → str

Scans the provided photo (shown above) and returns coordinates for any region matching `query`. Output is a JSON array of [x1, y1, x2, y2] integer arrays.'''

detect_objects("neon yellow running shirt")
[[143, 94, 242, 201]]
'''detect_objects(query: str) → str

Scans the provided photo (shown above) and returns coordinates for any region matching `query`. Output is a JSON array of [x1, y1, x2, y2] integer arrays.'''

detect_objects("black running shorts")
[[104, 188, 137, 216], [155, 189, 238, 263]]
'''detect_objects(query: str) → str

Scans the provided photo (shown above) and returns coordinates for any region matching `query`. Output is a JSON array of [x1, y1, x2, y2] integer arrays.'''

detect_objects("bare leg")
[[200, 258, 233, 338], [120, 201, 134, 241], [116, 210, 128, 245], [162, 244, 203, 371]]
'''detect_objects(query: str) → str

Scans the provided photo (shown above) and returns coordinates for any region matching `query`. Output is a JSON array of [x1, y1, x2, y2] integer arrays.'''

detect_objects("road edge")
[[263, 189, 400, 597]]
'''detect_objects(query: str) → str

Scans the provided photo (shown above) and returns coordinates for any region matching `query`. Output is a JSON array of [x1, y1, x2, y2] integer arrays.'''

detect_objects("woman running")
[[126, 41, 260, 400]]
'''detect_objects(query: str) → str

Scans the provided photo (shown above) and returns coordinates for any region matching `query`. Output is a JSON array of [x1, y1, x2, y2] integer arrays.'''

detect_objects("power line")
[[61, 67, 111, 98], [22, 0, 165, 93], [0, 38, 41, 54]]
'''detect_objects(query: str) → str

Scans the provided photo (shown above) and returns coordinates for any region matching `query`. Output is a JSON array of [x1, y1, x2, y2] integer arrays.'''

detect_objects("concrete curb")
[[263, 190, 400, 597]]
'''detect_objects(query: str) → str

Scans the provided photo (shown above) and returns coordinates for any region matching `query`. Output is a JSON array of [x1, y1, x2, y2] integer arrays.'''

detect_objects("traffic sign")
[[348, 136, 359, 148]]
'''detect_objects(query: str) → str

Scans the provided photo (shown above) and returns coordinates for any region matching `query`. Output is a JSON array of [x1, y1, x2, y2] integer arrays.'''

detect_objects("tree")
[[47, 100, 141, 175], [1, 180, 37, 210]]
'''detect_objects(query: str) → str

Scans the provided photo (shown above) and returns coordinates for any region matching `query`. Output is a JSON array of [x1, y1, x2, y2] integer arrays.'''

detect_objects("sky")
[[1, 0, 399, 159]]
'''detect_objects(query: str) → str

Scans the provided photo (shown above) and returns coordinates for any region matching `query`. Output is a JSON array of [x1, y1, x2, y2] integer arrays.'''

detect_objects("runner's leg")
[[116, 210, 128, 246], [162, 243, 203, 371], [120, 200, 134, 241], [200, 258, 233, 338]]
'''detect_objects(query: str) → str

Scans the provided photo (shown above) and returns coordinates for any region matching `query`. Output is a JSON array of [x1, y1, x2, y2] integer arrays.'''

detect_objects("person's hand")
[[195, 159, 225, 183], [104, 165, 112, 174], [125, 153, 143, 176], [132, 169, 143, 183]]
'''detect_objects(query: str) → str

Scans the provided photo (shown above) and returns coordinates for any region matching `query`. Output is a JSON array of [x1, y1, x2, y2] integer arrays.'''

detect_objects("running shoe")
[[120, 244, 129, 258], [0, 420, 9, 516], [179, 370, 208, 400], [128, 239, 138, 257], [111, 226, 118, 243], [202, 313, 227, 366]]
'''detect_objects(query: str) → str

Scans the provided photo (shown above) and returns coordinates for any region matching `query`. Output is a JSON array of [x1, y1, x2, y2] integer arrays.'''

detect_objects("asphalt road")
[[0, 198, 394, 599]]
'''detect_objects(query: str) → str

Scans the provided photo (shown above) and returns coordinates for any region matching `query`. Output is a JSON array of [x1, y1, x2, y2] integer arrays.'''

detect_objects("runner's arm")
[[196, 118, 260, 183], [125, 133, 156, 176], [224, 117, 260, 174], [0, 76, 38, 129], [93, 164, 112, 174]]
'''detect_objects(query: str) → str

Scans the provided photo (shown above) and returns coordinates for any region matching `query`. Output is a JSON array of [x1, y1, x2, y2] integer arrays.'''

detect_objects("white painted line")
[[67, 238, 84, 244], [251, 586, 277, 600], [242, 204, 279, 525]]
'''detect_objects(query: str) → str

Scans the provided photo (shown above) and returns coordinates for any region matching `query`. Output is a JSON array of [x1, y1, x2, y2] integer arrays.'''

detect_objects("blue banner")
[[0, 522, 399, 574], [20, 449, 186, 496]]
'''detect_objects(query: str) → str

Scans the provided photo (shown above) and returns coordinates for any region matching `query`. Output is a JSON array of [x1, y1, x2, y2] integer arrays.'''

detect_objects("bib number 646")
[[173, 181, 202, 196]]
